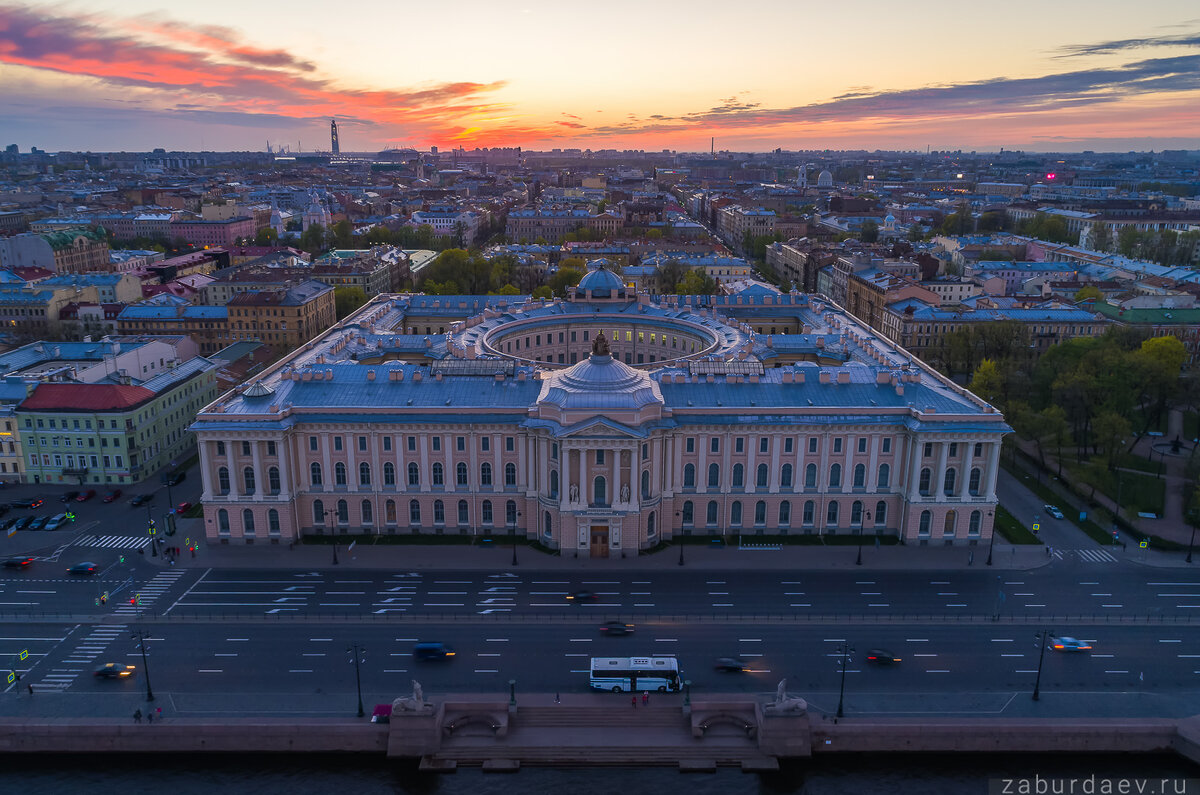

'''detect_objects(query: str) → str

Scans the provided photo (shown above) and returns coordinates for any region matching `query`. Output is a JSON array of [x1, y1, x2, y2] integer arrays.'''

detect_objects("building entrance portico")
[[589, 525, 609, 557], [576, 515, 623, 558]]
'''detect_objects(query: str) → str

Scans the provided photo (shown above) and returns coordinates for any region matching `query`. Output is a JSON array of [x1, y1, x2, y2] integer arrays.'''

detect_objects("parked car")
[[11, 498, 43, 509], [130, 494, 152, 507], [0, 517, 16, 533], [599, 621, 635, 636], [102, 489, 123, 503], [75, 490, 96, 503], [67, 561, 98, 575], [1044, 505, 1065, 520], [60, 491, 80, 502], [13, 516, 34, 531], [175, 501, 193, 514], [166, 472, 186, 486], [44, 513, 71, 531], [1049, 636, 1092, 652], [28, 516, 49, 531], [412, 642, 456, 661], [0, 503, 9, 518]]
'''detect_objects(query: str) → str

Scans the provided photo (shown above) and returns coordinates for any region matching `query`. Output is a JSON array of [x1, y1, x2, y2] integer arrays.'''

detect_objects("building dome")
[[537, 333, 662, 411], [576, 264, 625, 298], [817, 170, 834, 188]]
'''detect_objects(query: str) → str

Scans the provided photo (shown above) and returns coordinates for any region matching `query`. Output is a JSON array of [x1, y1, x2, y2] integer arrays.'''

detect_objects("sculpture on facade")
[[764, 678, 806, 713], [569, 483, 579, 502], [620, 483, 630, 502], [593, 331, 610, 357], [392, 679, 430, 713]]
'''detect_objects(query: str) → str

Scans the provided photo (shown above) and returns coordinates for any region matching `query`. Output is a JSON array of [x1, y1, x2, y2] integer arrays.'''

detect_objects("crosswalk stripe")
[[73, 535, 150, 549], [1053, 548, 1118, 563]]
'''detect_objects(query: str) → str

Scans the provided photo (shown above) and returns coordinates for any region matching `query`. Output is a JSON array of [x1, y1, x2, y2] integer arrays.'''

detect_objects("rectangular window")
[[686, 438, 695, 453], [710, 438, 719, 454], [833, 438, 843, 454], [241, 441, 251, 456], [432, 437, 441, 452], [267, 441, 276, 456], [596, 449, 605, 465], [481, 437, 490, 452], [309, 436, 318, 451], [759, 437, 768, 454], [358, 436, 367, 452], [924, 443, 933, 458], [808, 438, 818, 454], [882, 438, 892, 454], [858, 438, 867, 453], [784, 438, 794, 454], [383, 437, 392, 452], [736, 438, 744, 454], [456, 436, 465, 452], [974, 442, 983, 457], [334, 437, 343, 452], [949, 443, 958, 458], [408, 436, 416, 451], [505, 437, 514, 452]]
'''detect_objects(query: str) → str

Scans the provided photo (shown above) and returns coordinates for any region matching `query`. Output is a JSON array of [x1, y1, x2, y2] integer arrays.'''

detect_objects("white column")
[[934, 441, 949, 503], [867, 434, 880, 494], [250, 442, 263, 499], [611, 447, 619, 505], [419, 435, 429, 493], [346, 433, 357, 493], [906, 436, 921, 502], [769, 435, 780, 494], [199, 440, 214, 499], [985, 441, 1001, 499], [746, 438, 756, 494], [698, 438, 708, 494]]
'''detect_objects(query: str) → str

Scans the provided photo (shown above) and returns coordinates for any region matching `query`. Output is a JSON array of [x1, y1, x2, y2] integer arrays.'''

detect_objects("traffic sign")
[[19, 649, 27, 661], [1032, 523, 1040, 533], [6, 672, 13, 684], [1139, 540, 1148, 549]]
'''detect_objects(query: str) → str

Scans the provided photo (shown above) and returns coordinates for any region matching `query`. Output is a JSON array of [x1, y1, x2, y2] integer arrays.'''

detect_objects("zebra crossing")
[[111, 569, 186, 615], [35, 624, 128, 692], [1052, 548, 1119, 563], [73, 534, 151, 550]]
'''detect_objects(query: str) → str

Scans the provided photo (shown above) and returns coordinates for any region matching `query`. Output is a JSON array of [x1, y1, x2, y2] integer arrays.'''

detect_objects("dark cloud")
[[1055, 30, 1200, 58]]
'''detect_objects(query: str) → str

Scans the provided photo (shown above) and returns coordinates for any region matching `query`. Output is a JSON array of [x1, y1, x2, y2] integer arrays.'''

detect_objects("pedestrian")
[[133, 709, 142, 723], [156, 707, 162, 721], [169, 557, 175, 567], [26, 684, 32, 696], [968, 551, 974, 566], [147, 710, 153, 724], [642, 691, 649, 706], [631, 694, 637, 708], [554, 693, 560, 704]]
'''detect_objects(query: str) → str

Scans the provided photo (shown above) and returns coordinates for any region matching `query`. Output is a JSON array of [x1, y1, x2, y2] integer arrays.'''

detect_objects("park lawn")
[[1063, 461, 1166, 517]]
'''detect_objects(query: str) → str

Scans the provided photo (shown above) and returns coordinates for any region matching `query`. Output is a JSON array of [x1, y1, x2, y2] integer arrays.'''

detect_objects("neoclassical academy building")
[[192, 266, 1008, 556]]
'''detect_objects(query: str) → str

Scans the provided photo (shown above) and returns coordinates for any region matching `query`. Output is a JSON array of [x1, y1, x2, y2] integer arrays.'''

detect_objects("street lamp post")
[[986, 510, 997, 566], [1187, 523, 1196, 564], [835, 642, 854, 718], [145, 503, 158, 557], [856, 511, 871, 566], [131, 629, 154, 702], [347, 644, 365, 717], [508, 678, 517, 708], [326, 509, 339, 565], [512, 512, 520, 566], [1032, 629, 1049, 701]]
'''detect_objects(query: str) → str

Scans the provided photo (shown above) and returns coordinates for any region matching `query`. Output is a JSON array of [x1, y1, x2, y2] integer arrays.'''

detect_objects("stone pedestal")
[[756, 699, 812, 758], [386, 703, 444, 757]]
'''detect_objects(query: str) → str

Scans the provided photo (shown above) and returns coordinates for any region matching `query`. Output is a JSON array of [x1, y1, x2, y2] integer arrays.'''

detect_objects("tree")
[[676, 269, 717, 295], [299, 223, 326, 255], [1093, 410, 1133, 471], [330, 220, 354, 250], [977, 211, 1006, 232], [969, 359, 1005, 406], [546, 266, 584, 298], [858, 220, 879, 243], [1074, 285, 1104, 303], [254, 227, 279, 246], [334, 287, 368, 320], [940, 205, 974, 236], [1087, 223, 1112, 253], [653, 259, 689, 295], [530, 285, 552, 299], [907, 223, 926, 242]]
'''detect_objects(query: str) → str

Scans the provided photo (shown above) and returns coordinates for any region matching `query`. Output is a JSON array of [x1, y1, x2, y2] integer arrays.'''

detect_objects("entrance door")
[[589, 525, 609, 558]]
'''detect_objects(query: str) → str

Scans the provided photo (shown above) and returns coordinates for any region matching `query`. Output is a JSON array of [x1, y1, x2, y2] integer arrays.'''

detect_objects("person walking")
[[631, 694, 637, 708], [156, 707, 162, 721], [642, 691, 649, 706], [147, 710, 154, 724], [26, 684, 32, 696], [133, 709, 142, 723]]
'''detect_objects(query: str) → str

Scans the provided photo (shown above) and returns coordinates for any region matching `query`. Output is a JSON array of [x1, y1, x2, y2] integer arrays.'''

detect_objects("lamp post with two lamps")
[[855, 510, 871, 565], [835, 642, 855, 718], [347, 643, 365, 717]]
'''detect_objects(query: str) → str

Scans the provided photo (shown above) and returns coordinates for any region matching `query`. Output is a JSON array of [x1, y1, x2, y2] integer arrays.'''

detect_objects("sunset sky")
[[2, 0, 1200, 153]]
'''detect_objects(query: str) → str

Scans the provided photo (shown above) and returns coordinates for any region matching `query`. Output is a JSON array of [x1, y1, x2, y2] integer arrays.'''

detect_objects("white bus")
[[589, 655, 682, 693]]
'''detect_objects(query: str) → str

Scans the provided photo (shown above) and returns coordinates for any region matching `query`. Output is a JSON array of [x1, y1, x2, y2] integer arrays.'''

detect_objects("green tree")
[[654, 259, 689, 295], [500, 284, 523, 296], [858, 220, 879, 243], [546, 266, 584, 298], [254, 227, 279, 246], [1074, 285, 1104, 303], [334, 286, 367, 320], [969, 358, 1005, 406], [977, 211, 1006, 232], [1088, 223, 1112, 253], [330, 219, 354, 250], [940, 205, 974, 236], [1093, 410, 1133, 471], [676, 269, 718, 295], [299, 223, 326, 255]]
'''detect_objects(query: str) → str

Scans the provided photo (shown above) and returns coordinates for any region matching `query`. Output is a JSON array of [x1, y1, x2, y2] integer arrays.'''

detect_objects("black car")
[[60, 491, 80, 502], [567, 589, 597, 602], [11, 498, 43, 509], [130, 494, 153, 507], [13, 516, 34, 531], [0, 503, 9, 518], [2, 556, 34, 569], [413, 642, 455, 661], [166, 472, 186, 486], [599, 621, 635, 636], [67, 561, 99, 575], [0, 517, 16, 533], [27, 516, 49, 531], [714, 657, 749, 672], [94, 663, 135, 679], [865, 649, 902, 665]]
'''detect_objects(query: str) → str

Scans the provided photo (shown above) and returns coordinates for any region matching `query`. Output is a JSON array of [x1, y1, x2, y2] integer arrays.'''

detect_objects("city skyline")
[[2, 0, 1200, 153]]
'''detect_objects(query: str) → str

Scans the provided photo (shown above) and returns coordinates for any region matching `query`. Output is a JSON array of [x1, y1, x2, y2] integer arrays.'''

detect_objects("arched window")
[[459, 500, 470, 525], [268, 509, 280, 536], [919, 468, 932, 496], [781, 464, 793, 488], [312, 499, 324, 525], [803, 500, 815, 525], [310, 462, 322, 487], [359, 462, 371, 487], [384, 462, 396, 487], [482, 500, 493, 524], [505, 500, 517, 526], [944, 467, 957, 496], [826, 501, 839, 526], [433, 500, 444, 524], [593, 476, 607, 505], [969, 468, 982, 496], [877, 463, 890, 489], [683, 463, 696, 488], [853, 464, 865, 489], [409, 499, 421, 524], [918, 509, 932, 535], [336, 499, 348, 524], [730, 500, 742, 526], [217, 466, 230, 494], [779, 500, 791, 525], [754, 500, 766, 525], [242, 509, 255, 536], [334, 462, 346, 487], [361, 499, 373, 525], [732, 463, 744, 488], [647, 511, 656, 537], [505, 463, 517, 487], [432, 463, 444, 487], [456, 462, 468, 487], [218, 508, 230, 535], [756, 464, 769, 489], [706, 500, 718, 525], [385, 499, 396, 524], [707, 463, 720, 488], [969, 510, 982, 536], [551, 470, 560, 499], [875, 500, 887, 526], [408, 462, 420, 486], [543, 510, 552, 538], [851, 500, 863, 525], [943, 510, 957, 536], [480, 462, 492, 487], [641, 469, 650, 499], [268, 466, 280, 494], [682, 501, 694, 524], [805, 463, 817, 489], [829, 463, 841, 489], [243, 466, 255, 494]]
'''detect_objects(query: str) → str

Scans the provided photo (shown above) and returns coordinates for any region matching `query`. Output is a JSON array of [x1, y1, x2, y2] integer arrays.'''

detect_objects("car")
[[13, 516, 34, 531], [0, 517, 16, 533], [2, 556, 34, 569], [0, 503, 8, 518], [865, 649, 902, 665], [412, 642, 456, 661], [44, 513, 71, 531], [599, 621, 635, 636], [67, 561, 99, 575], [27, 516, 49, 531], [11, 498, 43, 509], [1044, 505, 1065, 520], [166, 472, 186, 486], [102, 489, 123, 503], [75, 490, 96, 503], [130, 494, 153, 507], [567, 589, 597, 602], [1049, 636, 1092, 652], [60, 491, 80, 502], [714, 657, 749, 672], [176, 501, 193, 514], [93, 663, 135, 679]]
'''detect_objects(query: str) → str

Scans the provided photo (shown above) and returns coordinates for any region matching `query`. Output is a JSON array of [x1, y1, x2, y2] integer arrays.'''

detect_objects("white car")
[[44, 513, 70, 531], [1044, 505, 1064, 520]]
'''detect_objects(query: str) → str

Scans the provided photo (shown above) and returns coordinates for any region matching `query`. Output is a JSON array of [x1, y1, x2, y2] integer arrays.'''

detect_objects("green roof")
[[1091, 301, 1200, 325], [39, 226, 107, 251]]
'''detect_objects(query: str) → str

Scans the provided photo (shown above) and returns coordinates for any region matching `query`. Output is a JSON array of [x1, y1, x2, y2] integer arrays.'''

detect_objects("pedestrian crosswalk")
[[111, 569, 186, 615], [73, 534, 151, 550], [1052, 548, 1119, 563], [34, 624, 128, 692]]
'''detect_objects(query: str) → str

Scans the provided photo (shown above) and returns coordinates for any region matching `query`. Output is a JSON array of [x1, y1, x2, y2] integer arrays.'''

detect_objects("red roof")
[[19, 383, 154, 411]]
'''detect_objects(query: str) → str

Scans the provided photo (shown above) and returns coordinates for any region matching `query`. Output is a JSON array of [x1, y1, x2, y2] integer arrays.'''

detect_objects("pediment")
[[557, 416, 645, 439]]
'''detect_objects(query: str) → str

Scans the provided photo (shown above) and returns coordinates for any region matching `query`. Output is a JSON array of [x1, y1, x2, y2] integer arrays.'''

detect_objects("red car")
[[75, 490, 96, 502], [176, 502, 193, 514], [102, 489, 122, 503]]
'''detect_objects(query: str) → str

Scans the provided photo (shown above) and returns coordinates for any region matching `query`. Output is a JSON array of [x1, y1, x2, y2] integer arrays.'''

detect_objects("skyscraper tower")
[[330, 119, 340, 155]]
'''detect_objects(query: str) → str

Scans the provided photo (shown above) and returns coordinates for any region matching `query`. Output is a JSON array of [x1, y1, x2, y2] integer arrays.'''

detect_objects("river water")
[[3, 753, 1197, 795]]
